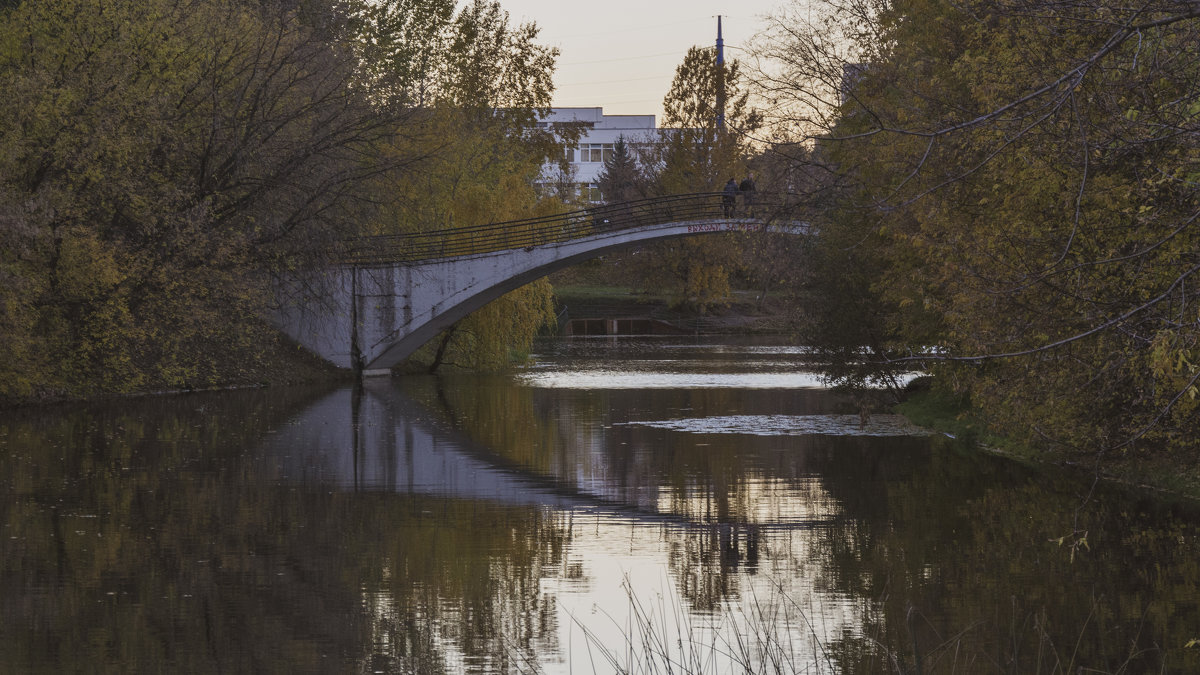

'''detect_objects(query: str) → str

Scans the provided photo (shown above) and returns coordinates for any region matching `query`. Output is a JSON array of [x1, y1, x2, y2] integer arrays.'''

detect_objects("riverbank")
[[895, 385, 1200, 503], [0, 327, 348, 410]]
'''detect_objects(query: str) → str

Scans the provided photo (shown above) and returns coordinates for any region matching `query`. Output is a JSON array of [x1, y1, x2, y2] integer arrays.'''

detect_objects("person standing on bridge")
[[739, 172, 756, 216], [722, 177, 738, 217]]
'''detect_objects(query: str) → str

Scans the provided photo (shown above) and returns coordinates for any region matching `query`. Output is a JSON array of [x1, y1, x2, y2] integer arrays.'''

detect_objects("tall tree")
[[639, 46, 764, 312], [0, 0, 402, 399], [596, 135, 642, 203], [655, 46, 762, 193], [0, 0, 569, 399], [355, 0, 562, 371], [759, 0, 1200, 457]]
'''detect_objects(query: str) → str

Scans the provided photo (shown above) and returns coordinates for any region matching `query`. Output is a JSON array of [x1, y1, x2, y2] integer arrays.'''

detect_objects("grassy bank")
[[893, 384, 1006, 453], [894, 384, 1200, 502], [0, 326, 349, 409]]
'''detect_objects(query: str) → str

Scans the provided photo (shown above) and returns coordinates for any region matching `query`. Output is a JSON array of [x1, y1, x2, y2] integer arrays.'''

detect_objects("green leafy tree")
[[0, 0, 568, 399], [348, 0, 457, 105], [761, 0, 1200, 461], [639, 46, 765, 312], [655, 46, 762, 193], [356, 0, 561, 371], [0, 0, 406, 401]]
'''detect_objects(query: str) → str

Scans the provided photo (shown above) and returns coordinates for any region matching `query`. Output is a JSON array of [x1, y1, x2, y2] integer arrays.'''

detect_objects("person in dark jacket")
[[722, 178, 738, 217], [739, 172, 756, 214]]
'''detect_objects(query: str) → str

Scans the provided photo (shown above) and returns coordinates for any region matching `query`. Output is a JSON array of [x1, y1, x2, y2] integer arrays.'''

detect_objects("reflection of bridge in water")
[[269, 193, 810, 374], [257, 379, 838, 546]]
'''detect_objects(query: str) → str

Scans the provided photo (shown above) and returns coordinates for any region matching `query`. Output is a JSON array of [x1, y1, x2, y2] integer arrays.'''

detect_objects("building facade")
[[537, 107, 661, 203]]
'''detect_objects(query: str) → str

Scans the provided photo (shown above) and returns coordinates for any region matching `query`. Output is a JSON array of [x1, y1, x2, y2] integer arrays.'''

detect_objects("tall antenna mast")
[[716, 15, 726, 131]]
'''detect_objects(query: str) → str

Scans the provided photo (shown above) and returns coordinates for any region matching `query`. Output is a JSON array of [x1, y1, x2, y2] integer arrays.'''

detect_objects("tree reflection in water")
[[1, 345, 1199, 673]]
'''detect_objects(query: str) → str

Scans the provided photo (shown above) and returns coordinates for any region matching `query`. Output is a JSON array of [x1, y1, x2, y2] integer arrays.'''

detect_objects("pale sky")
[[496, 0, 788, 123]]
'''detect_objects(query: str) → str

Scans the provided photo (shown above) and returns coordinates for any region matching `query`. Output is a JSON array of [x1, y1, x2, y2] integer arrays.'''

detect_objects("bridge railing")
[[339, 192, 801, 266]]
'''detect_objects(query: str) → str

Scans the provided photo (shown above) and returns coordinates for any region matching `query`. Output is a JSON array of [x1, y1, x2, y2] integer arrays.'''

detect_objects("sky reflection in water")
[[515, 368, 832, 389], [617, 413, 932, 437]]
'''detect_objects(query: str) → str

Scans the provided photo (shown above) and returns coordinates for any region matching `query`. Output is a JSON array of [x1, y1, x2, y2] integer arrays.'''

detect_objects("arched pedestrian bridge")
[[270, 192, 810, 375]]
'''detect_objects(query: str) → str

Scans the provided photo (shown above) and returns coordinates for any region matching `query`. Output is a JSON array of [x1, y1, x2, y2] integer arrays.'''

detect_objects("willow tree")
[[354, 0, 562, 371], [759, 0, 1200, 459]]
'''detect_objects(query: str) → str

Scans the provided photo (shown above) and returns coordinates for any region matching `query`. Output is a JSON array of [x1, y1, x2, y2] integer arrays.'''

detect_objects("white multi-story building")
[[537, 107, 661, 203]]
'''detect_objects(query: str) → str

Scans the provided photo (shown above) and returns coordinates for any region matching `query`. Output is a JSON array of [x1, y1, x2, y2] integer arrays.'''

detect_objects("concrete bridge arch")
[[269, 194, 809, 375]]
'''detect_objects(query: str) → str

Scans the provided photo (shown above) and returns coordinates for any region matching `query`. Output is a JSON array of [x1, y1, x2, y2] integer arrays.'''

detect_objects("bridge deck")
[[341, 192, 802, 265]]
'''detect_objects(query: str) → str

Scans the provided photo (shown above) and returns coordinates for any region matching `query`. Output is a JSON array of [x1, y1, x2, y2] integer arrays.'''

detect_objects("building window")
[[579, 182, 603, 203], [564, 147, 575, 162], [578, 143, 614, 163]]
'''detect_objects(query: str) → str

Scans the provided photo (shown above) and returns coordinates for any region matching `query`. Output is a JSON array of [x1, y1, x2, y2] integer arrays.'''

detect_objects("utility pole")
[[715, 15, 726, 132]]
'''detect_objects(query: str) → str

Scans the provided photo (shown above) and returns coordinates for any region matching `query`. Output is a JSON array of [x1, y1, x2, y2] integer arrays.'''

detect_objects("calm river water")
[[2, 337, 1199, 674]]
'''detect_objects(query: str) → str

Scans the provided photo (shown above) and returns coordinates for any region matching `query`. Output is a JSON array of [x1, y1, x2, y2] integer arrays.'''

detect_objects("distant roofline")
[[541, 106, 657, 129]]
